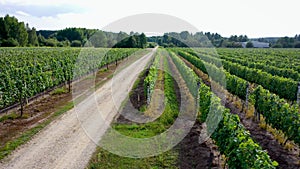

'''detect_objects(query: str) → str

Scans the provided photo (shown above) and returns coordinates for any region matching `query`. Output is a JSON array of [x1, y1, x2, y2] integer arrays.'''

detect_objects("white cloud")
[[15, 11, 30, 16], [1, 0, 83, 6], [2, 0, 300, 37]]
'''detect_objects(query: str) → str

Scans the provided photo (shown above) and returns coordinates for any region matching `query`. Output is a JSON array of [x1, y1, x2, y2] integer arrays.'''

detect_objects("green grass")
[[0, 112, 31, 123], [139, 105, 147, 112], [0, 112, 20, 123], [113, 122, 166, 138], [89, 148, 178, 169], [113, 56, 178, 138], [0, 102, 74, 160], [99, 68, 108, 73], [50, 87, 68, 95], [88, 55, 180, 168]]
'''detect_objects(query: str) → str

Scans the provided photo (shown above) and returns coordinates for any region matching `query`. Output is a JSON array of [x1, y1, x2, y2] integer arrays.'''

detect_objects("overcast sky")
[[0, 0, 299, 38]]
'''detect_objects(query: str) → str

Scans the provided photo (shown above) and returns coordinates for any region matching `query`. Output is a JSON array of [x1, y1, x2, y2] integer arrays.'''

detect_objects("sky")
[[0, 0, 299, 38]]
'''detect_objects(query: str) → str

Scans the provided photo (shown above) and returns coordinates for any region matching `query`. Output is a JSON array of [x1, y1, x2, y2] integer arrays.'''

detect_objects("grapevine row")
[[0, 48, 138, 110], [174, 50, 300, 145], [167, 49, 277, 169], [216, 48, 300, 72], [181, 48, 298, 101], [144, 50, 160, 100], [194, 48, 300, 81]]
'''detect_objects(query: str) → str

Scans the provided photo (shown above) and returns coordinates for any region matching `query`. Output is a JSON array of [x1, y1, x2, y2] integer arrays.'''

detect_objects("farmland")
[[0, 47, 300, 169]]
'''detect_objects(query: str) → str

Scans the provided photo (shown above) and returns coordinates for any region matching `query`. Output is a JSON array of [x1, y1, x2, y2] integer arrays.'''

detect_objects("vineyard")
[[0, 1, 299, 168], [0, 47, 300, 169], [171, 48, 300, 145], [87, 48, 299, 168], [168, 49, 278, 168], [0, 48, 138, 113]]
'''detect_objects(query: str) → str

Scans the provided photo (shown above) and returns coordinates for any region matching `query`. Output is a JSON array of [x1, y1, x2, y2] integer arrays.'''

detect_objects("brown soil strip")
[[177, 121, 222, 169], [129, 69, 149, 111], [166, 55, 222, 169]]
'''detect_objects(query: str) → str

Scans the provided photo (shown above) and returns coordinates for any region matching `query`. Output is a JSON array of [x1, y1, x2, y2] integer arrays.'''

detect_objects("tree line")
[[148, 31, 250, 48], [148, 31, 300, 48], [0, 15, 147, 48], [271, 35, 300, 48], [1, 14, 299, 48]]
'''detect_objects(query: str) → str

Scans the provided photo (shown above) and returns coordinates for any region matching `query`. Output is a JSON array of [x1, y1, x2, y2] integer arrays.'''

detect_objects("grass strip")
[[88, 55, 180, 169]]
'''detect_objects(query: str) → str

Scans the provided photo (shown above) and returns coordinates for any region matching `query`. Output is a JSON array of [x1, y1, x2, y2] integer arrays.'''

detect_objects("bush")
[[147, 42, 156, 48], [246, 41, 254, 48], [57, 40, 70, 47], [272, 44, 282, 48], [294, 43, 300, 48], [51, 87, 67, 95], [1, 38, 19, 47], [44, 38, 58, 47], [71, 40, 82, 47]]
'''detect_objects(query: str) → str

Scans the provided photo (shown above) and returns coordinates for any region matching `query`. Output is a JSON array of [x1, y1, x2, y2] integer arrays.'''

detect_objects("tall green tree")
[[89, 31, 107, 47], [56, 28, 84, 42], [28, 27, 39, 46], [139, 33, 147, 48], [128, 36, 137, 48], [117, 31, 128, 43], [0, 17, 8, 40], [4, 15, 19, 40], [0, 15, 28, 46], [16, 22, 28, 46]]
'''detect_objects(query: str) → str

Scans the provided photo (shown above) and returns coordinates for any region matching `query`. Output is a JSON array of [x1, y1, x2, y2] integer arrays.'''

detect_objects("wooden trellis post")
[[0, 91, 2, 108], [25, 81, 29, 105], [197, 81, 201, 102], [245, 82, 250, 110], [297, 82, 300, 105], [147, 85, 151, 105]]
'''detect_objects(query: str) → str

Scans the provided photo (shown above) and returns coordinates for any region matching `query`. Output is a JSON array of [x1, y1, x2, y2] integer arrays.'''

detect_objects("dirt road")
[[0, 48, 156, 169]]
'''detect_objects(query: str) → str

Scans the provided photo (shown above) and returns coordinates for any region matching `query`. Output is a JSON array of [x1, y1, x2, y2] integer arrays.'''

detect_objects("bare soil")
[[129, 69, 149, 111], [167, 55, 222, 169], [177, 121, 222, 169]]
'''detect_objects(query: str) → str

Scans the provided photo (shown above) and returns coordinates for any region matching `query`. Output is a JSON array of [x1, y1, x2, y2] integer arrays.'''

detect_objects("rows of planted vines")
[[167, 49, 277, 169], [179, 48, 300, 86], [170, 48, 300, 146], [144, 50, 160, 101], [196, 48, 300, 81], [181, 48, 299, 101], [217, 48, 300, 72], [0, 47, 138, 109]]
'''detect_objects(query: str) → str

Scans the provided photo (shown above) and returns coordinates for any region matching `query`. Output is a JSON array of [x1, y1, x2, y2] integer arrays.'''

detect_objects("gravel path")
[[0, 48, 156, 169]]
